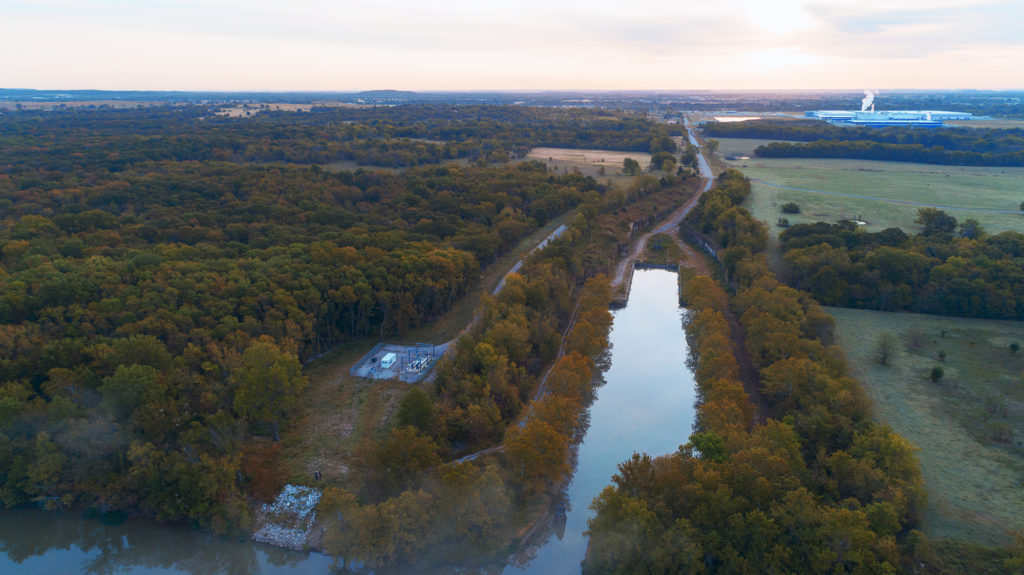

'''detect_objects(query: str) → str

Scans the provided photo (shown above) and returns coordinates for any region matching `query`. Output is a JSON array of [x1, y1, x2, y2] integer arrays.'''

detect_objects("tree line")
[[755, 140, 1024, 167], [701, 120, 1024, 167], [780, 214, 1024, 320], [0, 104, 674, 172]]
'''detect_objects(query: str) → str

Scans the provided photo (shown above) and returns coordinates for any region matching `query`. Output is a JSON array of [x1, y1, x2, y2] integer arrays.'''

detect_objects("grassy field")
[[713, 137, 800, 158], [947, 118, 1024, 129], [714, 138, 1024, 235], [829, 306, 1024, 544], [640, 233, 684, 265]]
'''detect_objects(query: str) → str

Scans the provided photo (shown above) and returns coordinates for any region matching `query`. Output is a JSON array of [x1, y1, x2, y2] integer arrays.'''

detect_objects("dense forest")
[[702, 120, 1024, 167], [779, 215, 1024, 319], [0, 104, 682, 534], [0, 104, 675, 169], [584, 170, 1020, 574]]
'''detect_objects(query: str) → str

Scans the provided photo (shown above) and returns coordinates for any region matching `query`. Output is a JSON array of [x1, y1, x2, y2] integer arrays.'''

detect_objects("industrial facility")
[[806, 90, 972, 127], [350, 341, 445, 383]]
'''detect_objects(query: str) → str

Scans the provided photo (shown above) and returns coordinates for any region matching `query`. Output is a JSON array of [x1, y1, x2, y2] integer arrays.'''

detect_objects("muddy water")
[[505, 269, 698, 574]]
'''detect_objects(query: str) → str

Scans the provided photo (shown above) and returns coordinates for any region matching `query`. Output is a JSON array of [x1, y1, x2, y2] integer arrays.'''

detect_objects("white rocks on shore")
[[251, 484, 322, 550]]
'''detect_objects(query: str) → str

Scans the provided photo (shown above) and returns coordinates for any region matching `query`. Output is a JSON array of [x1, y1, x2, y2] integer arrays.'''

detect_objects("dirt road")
[[611, 119, 714, 288]]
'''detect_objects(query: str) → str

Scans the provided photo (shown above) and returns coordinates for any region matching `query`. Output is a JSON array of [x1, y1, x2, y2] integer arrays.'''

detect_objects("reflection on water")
[[0, 270, 695, 575], [0, 508, 333, 574], [504, 270, 697, 574]]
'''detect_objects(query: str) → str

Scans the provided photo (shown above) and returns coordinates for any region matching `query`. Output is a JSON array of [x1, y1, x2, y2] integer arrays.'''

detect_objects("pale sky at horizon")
[[1, 0, 1022, 91]]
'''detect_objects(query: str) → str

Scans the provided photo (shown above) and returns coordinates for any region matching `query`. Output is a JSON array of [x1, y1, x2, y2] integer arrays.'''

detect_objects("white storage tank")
[[380, 352, 397, 369]]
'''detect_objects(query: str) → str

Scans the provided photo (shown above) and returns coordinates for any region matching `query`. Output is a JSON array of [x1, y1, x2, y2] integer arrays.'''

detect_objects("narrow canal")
[[506, 268, 697, 573], [0, 269, 697, 574]]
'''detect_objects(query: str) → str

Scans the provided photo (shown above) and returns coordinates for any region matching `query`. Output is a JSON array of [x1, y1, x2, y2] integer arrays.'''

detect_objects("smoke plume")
[[861, 90, 877, 112]]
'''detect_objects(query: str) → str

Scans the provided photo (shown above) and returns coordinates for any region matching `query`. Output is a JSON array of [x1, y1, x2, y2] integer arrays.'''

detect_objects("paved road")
[[493, 224, 569, 295]]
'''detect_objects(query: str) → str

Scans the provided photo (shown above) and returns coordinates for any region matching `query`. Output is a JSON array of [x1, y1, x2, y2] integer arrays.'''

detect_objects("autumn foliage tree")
[[233, 336, 307, 441]]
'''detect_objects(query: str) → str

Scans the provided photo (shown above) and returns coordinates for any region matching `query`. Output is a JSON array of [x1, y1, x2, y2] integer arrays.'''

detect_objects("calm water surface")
[[505, 269, 697, 574], [0, 270, 696, 574], [0, 507, 333, 574]]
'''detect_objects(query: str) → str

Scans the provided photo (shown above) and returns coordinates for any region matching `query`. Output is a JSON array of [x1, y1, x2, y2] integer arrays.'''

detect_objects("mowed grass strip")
[[713, 138, 1024, 235], [828, 306, 1024, 545]]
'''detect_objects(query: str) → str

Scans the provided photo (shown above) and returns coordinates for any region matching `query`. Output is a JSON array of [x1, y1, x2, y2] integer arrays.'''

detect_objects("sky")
[[1, 0, 1022, 91]]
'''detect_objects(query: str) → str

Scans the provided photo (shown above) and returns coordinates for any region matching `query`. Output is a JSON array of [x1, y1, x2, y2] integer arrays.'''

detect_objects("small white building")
[[380, 352, 397, 369]]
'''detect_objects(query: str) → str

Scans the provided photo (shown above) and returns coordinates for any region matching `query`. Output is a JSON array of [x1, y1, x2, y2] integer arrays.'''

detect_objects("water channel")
[[505, 269, 697, 573], [0, 269, 697, 574]]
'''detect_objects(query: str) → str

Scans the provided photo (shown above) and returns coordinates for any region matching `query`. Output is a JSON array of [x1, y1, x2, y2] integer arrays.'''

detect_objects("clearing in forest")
[[525, 147, 652, 180], [714, 138, 1024, 235], [829, 306, 1024, 545]]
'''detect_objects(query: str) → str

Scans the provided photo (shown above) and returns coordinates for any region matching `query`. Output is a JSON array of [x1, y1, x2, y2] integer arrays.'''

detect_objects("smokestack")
[[861, 90, 877, 112]]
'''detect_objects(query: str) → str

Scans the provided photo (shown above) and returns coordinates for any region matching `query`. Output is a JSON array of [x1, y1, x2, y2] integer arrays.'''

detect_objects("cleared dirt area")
[[524, 147, 653, 182], [527, 147, 651, 166], [829, 307, 1024, 545]]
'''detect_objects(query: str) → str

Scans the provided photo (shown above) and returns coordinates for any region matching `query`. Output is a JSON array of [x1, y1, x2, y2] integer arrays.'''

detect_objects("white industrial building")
[[805, 110, 973, 127]]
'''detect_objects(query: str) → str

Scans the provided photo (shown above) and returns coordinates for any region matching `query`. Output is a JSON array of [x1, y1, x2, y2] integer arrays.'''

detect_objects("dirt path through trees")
[[611, 120, 715, 288]]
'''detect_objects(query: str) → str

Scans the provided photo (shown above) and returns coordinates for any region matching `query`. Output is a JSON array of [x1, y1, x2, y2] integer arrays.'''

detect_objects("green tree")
[[622, 157, 641, 176], [374, 426, 441, 493], [233, 336, 307, 441], [99, 364, 162, 421], [959, 218, 985, 239], [916, 207, 957, 235], [876, 332, 897, 366], [395, 387, 435, 432]]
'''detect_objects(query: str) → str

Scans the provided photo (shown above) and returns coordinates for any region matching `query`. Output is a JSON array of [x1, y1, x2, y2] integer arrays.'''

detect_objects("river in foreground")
[[505, 269, 697, 574], [0, 269, 696, 574]]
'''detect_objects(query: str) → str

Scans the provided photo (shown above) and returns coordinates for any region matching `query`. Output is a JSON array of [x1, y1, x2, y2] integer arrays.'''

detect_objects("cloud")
[[0, 0, 1020, 89]]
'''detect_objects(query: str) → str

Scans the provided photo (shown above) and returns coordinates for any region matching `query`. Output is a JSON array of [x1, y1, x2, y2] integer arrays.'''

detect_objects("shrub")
[[876, 332, 897, 366], [929, 365, 944, 382], [781, 202, 801, 214]]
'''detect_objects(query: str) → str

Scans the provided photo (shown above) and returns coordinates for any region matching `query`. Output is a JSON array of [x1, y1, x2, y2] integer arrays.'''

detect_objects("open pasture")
[[714, 139, 1024, 235], [829, 306, 1024, 544], [947, 118, 1024, 129]]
